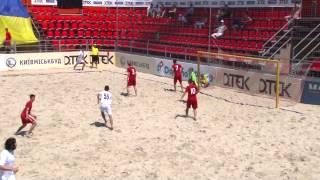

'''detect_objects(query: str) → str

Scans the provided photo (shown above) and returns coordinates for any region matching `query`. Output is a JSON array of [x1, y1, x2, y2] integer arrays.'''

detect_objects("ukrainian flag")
[[0, 0, 38, 46]]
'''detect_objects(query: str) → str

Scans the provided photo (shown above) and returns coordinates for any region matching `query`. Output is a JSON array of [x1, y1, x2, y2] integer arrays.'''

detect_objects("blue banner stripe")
[[0, 0, 30, 18]]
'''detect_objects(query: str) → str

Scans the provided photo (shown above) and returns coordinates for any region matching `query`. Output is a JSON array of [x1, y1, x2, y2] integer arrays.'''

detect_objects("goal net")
[[196, 51, 304, 108]]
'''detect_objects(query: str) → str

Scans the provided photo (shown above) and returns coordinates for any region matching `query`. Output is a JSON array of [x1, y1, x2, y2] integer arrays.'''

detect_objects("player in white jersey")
[[97, 85, 113, 130], [74, 49, 86, 71]]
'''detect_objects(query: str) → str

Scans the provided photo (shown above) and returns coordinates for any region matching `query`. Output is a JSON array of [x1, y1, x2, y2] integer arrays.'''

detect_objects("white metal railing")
[[292, 35, 320, 63], [292, 23, 320, 52], [262, 28, 292, 57], [262, 18, 294, 48], [268, 38, 291, 59]]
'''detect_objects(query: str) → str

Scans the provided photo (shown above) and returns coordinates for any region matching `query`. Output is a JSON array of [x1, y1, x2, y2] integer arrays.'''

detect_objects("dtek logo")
[[64, 55, 89, 65], [224, 73, 250, 90], [64, 54, 113, 65], [6, 58, 16, 68]]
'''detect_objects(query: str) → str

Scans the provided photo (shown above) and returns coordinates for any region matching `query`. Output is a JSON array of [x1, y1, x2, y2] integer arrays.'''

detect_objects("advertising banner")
[[113, 52, 302, 101], [114, 52, 156, 74], [32, 0, 152, 7], [215, 68, 260, 95], [31, 0, 57, 5], [153, 58, 215, 86], [154, 0, 294, 7], [0, 51, 114, 71], [301, 78, 320, 105], [214, 67, 303, 101]]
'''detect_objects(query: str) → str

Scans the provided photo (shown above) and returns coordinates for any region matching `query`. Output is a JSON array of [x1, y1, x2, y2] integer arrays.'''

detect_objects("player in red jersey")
[[181, 79, 199, 120], [172, 59, 184, 92], [127, 63, 137, 96], [15, 94, 37, 137]]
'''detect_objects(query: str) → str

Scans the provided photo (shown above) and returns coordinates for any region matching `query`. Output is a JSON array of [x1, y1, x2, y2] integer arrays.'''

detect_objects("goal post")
[[197, 51, 281, 108]]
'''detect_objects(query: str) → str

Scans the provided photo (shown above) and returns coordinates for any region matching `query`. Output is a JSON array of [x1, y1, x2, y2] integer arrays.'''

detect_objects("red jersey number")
[[174, 65, 179, 71], [172, 64, 182, 76], [190, 87, 197, 95], [128, 67, 136, 77]]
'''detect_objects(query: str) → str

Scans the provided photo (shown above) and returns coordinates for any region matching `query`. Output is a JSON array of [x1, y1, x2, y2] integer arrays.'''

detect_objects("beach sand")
[[0, 66, 320, 180]]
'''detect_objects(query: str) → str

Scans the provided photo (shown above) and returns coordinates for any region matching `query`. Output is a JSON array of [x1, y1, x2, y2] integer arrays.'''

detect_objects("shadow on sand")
[[90, 122, 113, 130]]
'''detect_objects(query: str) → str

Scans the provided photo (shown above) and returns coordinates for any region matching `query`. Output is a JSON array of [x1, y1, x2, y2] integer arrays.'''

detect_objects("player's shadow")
[[178, 99, 187, 103], [15, 131, 27, 136], [90, 122, 113, 130], [120, 92, 129, 97], [90, 122, 106, 127], [164, 88, 175, 92], [175, 114, 195, 120]]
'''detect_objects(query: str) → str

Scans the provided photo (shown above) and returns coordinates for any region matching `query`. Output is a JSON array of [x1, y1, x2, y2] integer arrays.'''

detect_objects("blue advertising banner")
[[301, 78, 320, 105]]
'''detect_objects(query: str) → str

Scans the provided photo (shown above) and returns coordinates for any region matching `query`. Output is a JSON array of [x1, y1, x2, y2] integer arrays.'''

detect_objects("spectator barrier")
[[115, 52, 303, 101], [0, 51, 304, 102], [0, 51, 114, 71]]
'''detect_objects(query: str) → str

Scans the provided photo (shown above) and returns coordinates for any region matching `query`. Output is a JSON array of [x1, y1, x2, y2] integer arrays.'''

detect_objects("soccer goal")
[[196, 51, 282, 108]]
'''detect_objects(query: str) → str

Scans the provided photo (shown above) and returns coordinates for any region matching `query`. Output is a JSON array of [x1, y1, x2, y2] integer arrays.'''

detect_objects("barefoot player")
[[97, 85, 113, 130], [127, 63, 137, 96], [15, 94, 37, 137], [172, 59, 183, 92], [181, 79, 198, 120]]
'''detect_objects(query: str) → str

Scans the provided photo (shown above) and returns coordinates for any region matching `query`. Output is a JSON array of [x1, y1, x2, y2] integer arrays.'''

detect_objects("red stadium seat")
[[69, 30, 75, 38], [48, 22, 55, 30], [85, 31, 91, 38], [61, 30, 68, 38], [47, 31, 54, 39], [29, 6, 292, 56], [63, 22, 70, 29], [77, 30, 84, 38], [93, 31, 99, 38], [56, 22, 63, 30], [54, 30, 61, 38], [41, 22, 48, 30], [71, 22, 78, 30]]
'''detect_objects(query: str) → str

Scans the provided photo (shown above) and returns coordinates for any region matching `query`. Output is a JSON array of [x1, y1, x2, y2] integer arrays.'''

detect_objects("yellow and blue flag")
[[0, 0, 38, 46]]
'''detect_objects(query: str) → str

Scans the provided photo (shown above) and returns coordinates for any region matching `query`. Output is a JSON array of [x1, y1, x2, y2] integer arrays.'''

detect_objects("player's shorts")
[[21, 115, 36, 125], [100, 104, 112, 115], [127, 77, 136, 86], [92, 55, 99, 63], [187, 99, 198, 109], [76, 58, 85, 64], [174, 75, 182, 84]]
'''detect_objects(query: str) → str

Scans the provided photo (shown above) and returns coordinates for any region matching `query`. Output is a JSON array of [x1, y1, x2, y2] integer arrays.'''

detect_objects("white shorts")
[[100, 104, 112, 115], [76, 59, 84, 64]]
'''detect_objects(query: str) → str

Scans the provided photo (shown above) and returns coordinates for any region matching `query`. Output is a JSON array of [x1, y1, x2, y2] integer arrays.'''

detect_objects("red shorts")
[[187, 99, 198, 109], [174, 75, 182, 84], [127, 78, 136, 86], [21, 115, 36, 125], [4, 40, 10, 46]]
